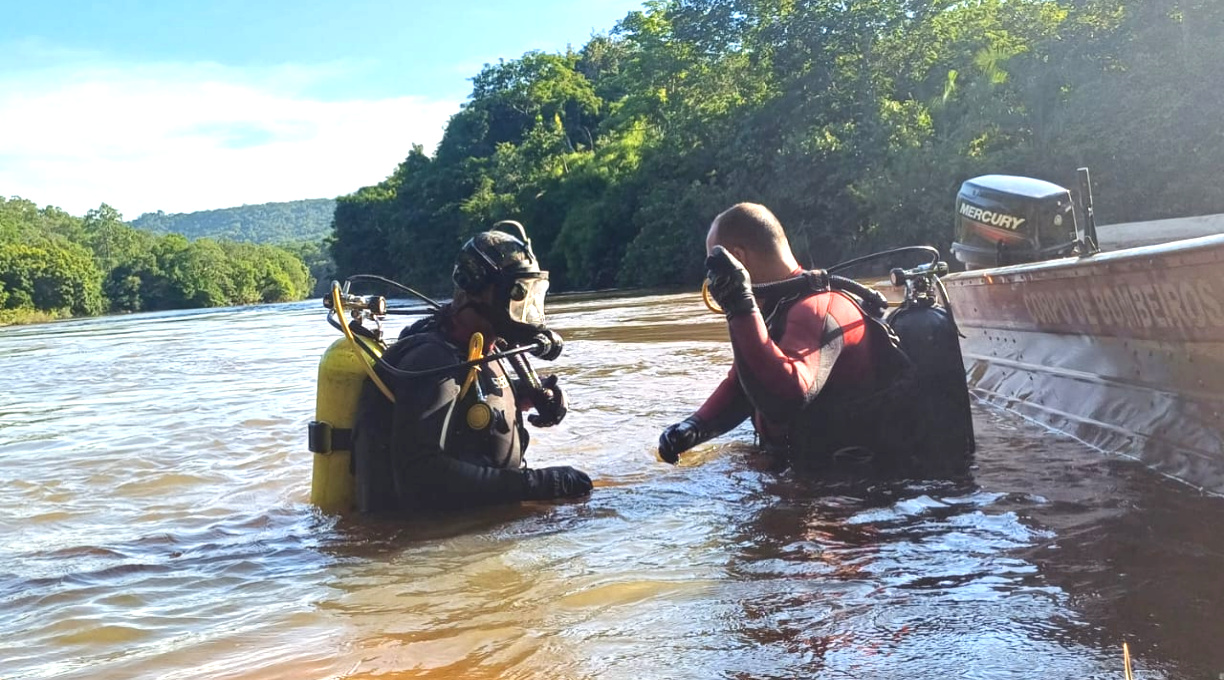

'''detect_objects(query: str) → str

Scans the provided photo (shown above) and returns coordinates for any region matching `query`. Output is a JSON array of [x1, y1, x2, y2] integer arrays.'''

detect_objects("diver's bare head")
[[707, 203, 802, 284]]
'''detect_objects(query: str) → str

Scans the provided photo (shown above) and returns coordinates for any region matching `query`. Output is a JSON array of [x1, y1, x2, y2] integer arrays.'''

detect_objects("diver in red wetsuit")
[[658, 203, 924, 472]]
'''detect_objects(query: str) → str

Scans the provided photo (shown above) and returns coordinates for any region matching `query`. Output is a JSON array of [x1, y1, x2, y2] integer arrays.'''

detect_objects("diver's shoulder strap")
[[397, 313, 441, 340], [763, 287, 828, 342], [381, 316, 461, 371], [833, 291, 914, 381], [759, 270, 834, 341], [764, 287, 912, 388]]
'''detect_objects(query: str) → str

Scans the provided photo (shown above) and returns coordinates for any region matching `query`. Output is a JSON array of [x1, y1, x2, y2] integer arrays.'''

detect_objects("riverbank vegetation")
[[331, 0, 1224, 293], [0, 198, 314, 324]]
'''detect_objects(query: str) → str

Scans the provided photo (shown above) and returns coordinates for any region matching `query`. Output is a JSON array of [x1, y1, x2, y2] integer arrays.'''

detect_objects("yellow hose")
[[701, 279, 724, 315], [331, 285, 395, 403], [458, 332, 484, 400]]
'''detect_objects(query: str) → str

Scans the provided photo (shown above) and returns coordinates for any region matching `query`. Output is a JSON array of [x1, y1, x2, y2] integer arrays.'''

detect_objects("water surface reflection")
[[1, 294, 1221, 679]]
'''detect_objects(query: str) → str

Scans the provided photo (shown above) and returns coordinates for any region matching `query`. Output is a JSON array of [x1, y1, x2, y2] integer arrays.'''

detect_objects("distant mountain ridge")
[[131, 198, 336, 244]]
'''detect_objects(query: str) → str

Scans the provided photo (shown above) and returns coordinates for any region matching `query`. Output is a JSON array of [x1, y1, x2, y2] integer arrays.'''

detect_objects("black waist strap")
[[308, 420, 353, 454]]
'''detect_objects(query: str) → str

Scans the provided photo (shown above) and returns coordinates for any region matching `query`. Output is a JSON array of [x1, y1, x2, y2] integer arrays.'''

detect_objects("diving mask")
[[508, 275, 549, 326]]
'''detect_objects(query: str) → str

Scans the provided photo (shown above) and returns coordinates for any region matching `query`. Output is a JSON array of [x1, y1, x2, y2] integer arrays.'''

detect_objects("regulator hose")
[[327, 309, 555, 381], [327, 275, 561, 394], [830, 276, 891, 318], [703, 270, 890, 318], [508, 350, 544, 393], [826, 245, 941, 276], [331, 284, 396, 402], [343, 274, 443, 310]]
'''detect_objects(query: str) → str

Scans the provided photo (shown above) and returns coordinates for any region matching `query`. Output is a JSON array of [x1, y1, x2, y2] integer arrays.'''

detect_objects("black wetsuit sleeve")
[[390, 342, 530, 510]]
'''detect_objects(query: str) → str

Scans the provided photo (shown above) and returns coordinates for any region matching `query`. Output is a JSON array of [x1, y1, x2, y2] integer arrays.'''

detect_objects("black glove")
[[705, 246, 757, 318], [658, 416, 707, 464], [528, 374, 568, 427], [523, 465, 593, 500]]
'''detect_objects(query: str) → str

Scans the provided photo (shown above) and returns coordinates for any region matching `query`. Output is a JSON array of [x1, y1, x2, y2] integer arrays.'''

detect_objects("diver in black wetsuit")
[[352, 226, 592, 513]]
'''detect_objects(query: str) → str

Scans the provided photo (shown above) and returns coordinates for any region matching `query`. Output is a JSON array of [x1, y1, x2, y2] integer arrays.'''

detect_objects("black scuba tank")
[[886, 302, 976, 465]]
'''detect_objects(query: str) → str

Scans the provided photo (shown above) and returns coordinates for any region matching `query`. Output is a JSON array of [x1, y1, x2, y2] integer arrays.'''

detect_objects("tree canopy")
[[0, 197, 314, 323], [330, 0, 1224, 294], [132, 198, 336, 244]]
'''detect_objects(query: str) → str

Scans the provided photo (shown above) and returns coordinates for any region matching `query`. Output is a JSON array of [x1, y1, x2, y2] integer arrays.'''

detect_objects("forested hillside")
[[331, 0, 1224, 294], [133, 199, 336, 244], [0, 198, 314, 324]]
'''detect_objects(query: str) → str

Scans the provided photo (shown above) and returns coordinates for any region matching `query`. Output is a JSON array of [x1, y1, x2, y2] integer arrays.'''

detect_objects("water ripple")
[[0, 297, 1219, 678]]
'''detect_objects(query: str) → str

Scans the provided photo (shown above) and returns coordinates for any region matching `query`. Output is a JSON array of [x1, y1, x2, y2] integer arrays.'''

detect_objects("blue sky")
[[0, 0, 644, 216]]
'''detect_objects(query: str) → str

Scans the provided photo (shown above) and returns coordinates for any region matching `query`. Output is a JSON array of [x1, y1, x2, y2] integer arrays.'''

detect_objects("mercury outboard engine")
[[951, 175, 1079, 269]]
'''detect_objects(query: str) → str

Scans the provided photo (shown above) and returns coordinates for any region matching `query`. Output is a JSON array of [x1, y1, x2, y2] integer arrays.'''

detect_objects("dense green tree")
[[1, 197, 86, 244], [284, 239, 337, 297], [330, 0, 1223, 293], [0, 241, 105, 316], [0, 198, 316, 322], [131, 198, 335, 244]]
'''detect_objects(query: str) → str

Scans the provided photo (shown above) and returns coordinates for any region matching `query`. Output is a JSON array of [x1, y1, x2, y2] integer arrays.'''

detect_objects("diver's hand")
[[524, 465, 592, 500], [705, 246, 757, 318], [658, 416, 706, 464], [528, 374, 568, 427]]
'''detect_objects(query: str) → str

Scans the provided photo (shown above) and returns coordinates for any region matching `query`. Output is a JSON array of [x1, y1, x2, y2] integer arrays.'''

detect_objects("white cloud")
[[0, 57, 459, 217]]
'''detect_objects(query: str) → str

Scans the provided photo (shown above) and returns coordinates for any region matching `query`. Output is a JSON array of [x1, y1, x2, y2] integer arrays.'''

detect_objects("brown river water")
[[3, 292, 1224, 679]]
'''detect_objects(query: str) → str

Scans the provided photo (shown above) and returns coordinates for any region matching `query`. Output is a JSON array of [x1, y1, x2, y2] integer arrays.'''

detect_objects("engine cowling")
[[951, 175, 1079, 269]]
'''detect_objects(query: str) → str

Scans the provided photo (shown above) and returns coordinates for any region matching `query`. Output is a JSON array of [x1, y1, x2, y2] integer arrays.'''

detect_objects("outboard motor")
[[951, 175, 1079, 269], [886, 261, 976, 470]]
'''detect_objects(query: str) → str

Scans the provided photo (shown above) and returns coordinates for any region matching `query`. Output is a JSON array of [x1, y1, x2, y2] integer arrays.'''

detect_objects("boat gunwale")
[[943, 233, 1224, 285]]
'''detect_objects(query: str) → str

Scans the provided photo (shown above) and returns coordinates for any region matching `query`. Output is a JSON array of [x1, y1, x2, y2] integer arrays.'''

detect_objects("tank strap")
[[773, 296, 917, 463], [755, 270, 888, 322], [376, 316, 462, 384], [308, 420, 352, 454]]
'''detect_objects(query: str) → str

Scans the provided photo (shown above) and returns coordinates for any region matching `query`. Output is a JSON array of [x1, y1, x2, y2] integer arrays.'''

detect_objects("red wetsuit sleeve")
[[693, 367, 752, 436], [695, 367, 739, 422], [727, 292, 872, 421]]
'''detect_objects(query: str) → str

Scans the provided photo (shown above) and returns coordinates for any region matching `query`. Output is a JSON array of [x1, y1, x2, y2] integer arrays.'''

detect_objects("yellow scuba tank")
[[309, 285, 393, 513], [309, 335, 385, 512]]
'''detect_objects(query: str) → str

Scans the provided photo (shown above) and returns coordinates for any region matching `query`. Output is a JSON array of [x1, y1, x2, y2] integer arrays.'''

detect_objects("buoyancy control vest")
[[760, 288, 973, 478], [351, 315, 528, 514]]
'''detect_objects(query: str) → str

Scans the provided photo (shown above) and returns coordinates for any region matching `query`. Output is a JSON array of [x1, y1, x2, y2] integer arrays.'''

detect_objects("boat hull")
[[943, 234, 1224, 493]]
